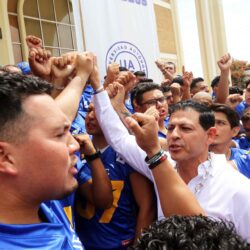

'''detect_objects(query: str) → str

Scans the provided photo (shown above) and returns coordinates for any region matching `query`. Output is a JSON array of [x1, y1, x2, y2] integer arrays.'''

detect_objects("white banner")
[[81, 0, 161, 82]]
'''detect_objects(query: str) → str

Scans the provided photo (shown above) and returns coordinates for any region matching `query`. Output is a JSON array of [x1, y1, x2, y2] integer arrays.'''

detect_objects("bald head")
[[192, 92, 212, 107]]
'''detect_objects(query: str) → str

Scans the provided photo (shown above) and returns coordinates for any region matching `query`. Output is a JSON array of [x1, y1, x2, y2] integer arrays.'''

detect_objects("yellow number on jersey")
[[76, 180, 124, 223]]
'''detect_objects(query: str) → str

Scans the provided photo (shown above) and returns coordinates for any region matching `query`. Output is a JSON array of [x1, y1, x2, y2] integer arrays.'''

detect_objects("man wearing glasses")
[[131, 82, 169, 138]]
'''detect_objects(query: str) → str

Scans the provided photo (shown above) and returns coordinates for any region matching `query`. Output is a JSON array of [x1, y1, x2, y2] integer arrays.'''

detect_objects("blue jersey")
[[230, 148, 250, 179], [75, 146, 137, 250], [234, 136, 250, 150], [125, 95, 135, 114], [235, 101, 248, 118], [164, 115, 170, 128], [158, 131, 167, 139], [78, 85, 94, 114], [59, 153, 91, 228], [0, 200, 84, 250], [71, 85, 94, 135]]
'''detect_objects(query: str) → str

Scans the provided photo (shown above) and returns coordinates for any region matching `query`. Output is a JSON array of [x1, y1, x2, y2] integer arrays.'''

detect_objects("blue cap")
[[17, 62, 31, 75]]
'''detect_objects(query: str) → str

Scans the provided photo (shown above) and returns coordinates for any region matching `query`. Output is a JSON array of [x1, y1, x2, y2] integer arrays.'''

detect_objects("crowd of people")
[[0, 35, 250, 249]]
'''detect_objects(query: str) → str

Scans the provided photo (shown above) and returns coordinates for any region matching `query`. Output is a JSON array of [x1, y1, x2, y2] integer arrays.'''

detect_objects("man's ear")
[[207, 126, 217, 145], [0, 142, 18, 175], [232, 126, 241, 138], [134, 104, 141, 112]]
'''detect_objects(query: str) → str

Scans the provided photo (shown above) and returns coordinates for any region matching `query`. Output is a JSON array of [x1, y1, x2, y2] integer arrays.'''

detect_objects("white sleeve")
[[232, 177, 250, 242], [93, 91, 153, 180]]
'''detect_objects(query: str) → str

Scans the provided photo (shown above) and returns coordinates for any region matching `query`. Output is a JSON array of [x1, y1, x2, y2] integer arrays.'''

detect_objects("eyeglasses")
[[141, 96, 167, 106]]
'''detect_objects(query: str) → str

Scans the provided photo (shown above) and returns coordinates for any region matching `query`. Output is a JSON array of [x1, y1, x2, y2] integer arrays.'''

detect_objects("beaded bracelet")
[[149, 153, 168, 170], [145, 149, 164, 165]]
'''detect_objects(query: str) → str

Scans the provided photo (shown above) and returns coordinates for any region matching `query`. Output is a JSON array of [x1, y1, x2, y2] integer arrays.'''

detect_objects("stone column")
[[195, 0, 228, 84]]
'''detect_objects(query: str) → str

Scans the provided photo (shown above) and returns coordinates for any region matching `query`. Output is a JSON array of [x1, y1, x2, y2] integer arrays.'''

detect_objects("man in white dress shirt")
[[89, 77, 250, 242]]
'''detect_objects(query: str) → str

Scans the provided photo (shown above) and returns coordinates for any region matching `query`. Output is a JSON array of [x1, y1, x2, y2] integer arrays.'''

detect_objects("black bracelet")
[[84, 151, 101, 162], [149, 154, 167, 170], [145, 149, 164, 165]]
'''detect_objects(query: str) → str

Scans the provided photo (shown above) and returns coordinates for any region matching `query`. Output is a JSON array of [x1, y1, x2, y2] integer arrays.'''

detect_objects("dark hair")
[[130, 82, 163, 108], [138, 78, 154, 83], [134, 71, 146, 77], [0, 72, 53, 143], [229, 86, 244, 95], [190, 77, 204, 90], [119, 66, 128, 72], [211, 76, 220, 88], [210, 103, 240, 128], [161, 85, 171, 93], [130, 215, 250, 250], [169, 100, 215, 130], [245, 79, 250, 89], [241, 107, 250, 123], [172, 76, 183, 86]]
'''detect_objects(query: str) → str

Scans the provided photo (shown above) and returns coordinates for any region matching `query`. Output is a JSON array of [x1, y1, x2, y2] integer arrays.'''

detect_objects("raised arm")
[[28, 47, 52, 82], [215, 53, 232, 104], [155, 60, 174, 82], [125, 112, 205, 216], [75, 133, 113, 209], [26, 35, 43, 49], [181, 66, 192, 101], [170, 83, 181, 104], [54, 52, 94, 122], [90, 79, 152, 179], [130, 172, 156, 240]]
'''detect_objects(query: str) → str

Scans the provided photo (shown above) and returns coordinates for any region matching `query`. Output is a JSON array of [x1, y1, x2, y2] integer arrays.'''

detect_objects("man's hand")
[[104, 63, 120, 88], [89, 55, 101, 89], [106, 82, 126, 106], [155, 60, 165, 72], [26, 35, 42, 49], [144, 106, 160, 122], [161, 79, 172, 87], [125, 113, 161, 158], [217, 53, 232, 72], [75, 52, 94, 82], [225, 93, 243, 109], [51, 56, 75, 81], [74, 133, 96, 155], [170, 82, 181, 97], [108, 71, 135, 101], [28, 47, 52, 80], [155, 60, 174, 82], [182, 66, 193, 90]]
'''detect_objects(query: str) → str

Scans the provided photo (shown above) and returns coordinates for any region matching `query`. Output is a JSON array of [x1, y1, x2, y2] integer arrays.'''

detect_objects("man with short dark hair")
[[90, 75, 250, 241], [131, 82, 168, 138], [190, 77, 209, 96], [210, 103, 250, 178], [211, 75, 220, 100], [0, 72, 84, 249], [236, 80, 250, 117], [134, 70, 146, 83], [235, 107, 250, 150]]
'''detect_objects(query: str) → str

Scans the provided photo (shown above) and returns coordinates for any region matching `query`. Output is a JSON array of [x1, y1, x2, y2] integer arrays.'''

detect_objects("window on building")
[[8, 0, 22, 63], [8, 0, 77, 63]]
